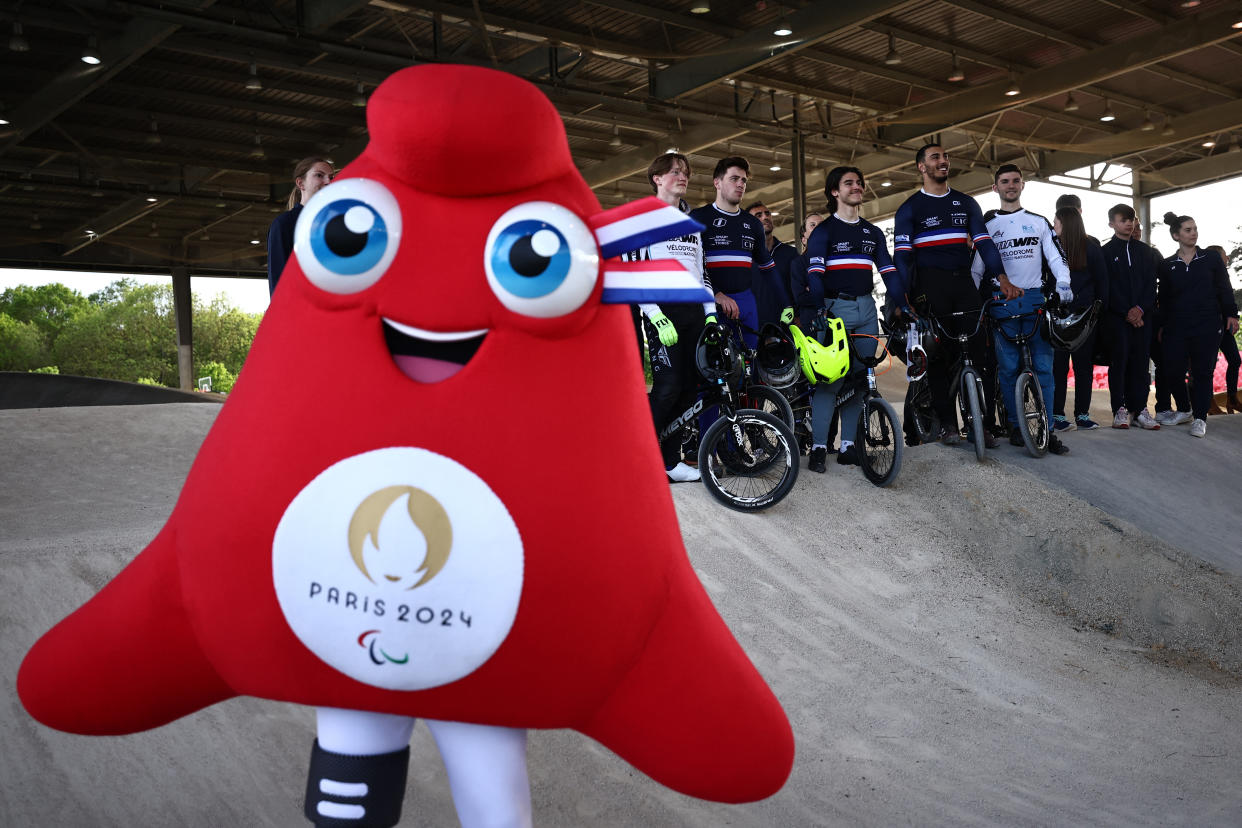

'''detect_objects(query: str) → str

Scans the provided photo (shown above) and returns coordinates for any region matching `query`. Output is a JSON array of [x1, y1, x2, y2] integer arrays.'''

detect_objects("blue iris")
[[308, 199, 388, 276], [490, 219, 569, 298]]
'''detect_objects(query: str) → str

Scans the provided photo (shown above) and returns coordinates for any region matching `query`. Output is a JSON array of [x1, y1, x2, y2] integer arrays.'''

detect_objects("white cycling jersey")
[[970, 208, 1070, 291]]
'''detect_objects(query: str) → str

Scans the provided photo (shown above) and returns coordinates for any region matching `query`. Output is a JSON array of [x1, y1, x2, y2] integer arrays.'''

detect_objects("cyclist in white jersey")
[[970, 164, 1073, 455], [623, 152, 717, 483]]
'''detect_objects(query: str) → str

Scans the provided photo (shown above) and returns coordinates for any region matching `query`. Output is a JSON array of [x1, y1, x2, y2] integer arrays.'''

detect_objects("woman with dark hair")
[[1156, 213, 1239, 437], [1051, 207, 1108, 431], [266, 156, 335, 295], [1205, 244, 1240, 413]]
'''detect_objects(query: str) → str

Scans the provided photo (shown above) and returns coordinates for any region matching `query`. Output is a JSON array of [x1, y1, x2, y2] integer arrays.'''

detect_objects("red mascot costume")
[[19, 64, 794, 827]]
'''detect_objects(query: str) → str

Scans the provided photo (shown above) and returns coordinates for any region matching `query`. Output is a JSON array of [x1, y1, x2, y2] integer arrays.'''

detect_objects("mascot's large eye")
[[484, 202, 598, 318], [293, 178, 402, 294]]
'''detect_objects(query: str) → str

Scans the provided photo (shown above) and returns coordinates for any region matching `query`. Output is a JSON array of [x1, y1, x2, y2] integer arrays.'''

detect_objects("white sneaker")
[[1167, 411, 1193, 426], [1134, 408, 1161, 430], [1155, 409, 1177, 426], [667, 462, 701, 482], [1112, 407, 1130, 429], [1190, 418, 1206, 438]]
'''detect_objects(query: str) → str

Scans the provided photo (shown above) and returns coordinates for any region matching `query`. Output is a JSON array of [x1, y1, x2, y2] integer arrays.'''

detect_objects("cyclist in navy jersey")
[[622, 152, 717, 483], [746, 200, 797, 327], [797, 166, 901, 472], [689, 157, 790, 349], [894, 143, 1008, 445]]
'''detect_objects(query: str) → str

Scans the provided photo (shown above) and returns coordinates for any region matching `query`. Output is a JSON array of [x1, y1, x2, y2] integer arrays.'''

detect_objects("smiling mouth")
[[382, 317, 487, 383]]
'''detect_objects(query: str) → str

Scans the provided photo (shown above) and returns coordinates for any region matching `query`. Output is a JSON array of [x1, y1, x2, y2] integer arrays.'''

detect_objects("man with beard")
[[746, 200, 797, 328], [894, 143, 1007, 446]]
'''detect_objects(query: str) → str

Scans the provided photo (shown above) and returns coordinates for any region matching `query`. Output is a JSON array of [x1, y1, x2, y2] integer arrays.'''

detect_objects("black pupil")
[[324, 212, 368, 257], [509, 233, 550, 277]]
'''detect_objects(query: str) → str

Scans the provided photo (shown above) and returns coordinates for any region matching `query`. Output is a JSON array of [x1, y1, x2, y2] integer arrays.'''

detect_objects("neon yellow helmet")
[[789, 319, 850, 385]]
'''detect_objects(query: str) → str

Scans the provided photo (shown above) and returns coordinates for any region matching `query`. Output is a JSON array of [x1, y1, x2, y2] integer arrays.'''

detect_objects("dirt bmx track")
[[2, 400, 1239, 826]]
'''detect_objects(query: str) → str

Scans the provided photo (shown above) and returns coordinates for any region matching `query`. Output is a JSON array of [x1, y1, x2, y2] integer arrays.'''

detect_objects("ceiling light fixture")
[[1202, 139, 1216, 148], [773, 25, 793, 37], [881, 178, 892, 187], [90, 180, 104, 197], [947, 52, 965, 83], [1099, 99, 1116, 122], [215, 189, 228, 208], [1063, 93, 1079, 113], [148, 222, 159, 238], [246, 60, 262, 91], [352, 80, 367, 108], [250, 131, 266, 160], [146, 196, 158, 203], [1234, 3, 1242, 29], [1179, 0, 1201, 7], [689, 1, 710, 13], [80, 36, 101, 65], [9, 21, 29, 53], [0, 101, 9, 126], [609, 125, 622, 148], [1162, 124, 1175, 137], [1141, 111, 1156, 132], [30, 213, 41, 231], [146, 115, 161, 145], [884, 33, 902, 66], [1004, 73, 1021, 97], [769, 150, 781, 172], [1229, 136, 1240, 153]]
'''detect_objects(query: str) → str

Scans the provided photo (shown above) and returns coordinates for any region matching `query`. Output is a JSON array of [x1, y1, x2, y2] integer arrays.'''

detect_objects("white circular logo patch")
[[272, 448, 523, 691]]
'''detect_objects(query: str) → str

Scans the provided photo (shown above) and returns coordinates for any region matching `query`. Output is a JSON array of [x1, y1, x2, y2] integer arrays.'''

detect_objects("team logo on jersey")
[[834, 242, 852, 252], [952, 216, 967, 226], [742, 239, 754, 250], [921, 217, 940, 228], [862, 228, 871, 235], [862, 242, 875, 255], [952, 201, 961, 206], [1023, 224, 1036, 233], [712, 217, 727, 228]]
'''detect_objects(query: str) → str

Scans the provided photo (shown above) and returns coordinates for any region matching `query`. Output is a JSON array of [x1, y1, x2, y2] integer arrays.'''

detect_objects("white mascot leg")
[[306, 707, 416, 827], [425, 719, 532, 828]]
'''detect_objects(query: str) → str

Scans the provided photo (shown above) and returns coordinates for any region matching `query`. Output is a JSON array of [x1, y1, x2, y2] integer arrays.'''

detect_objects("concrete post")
[[171, 266, 193, 391]]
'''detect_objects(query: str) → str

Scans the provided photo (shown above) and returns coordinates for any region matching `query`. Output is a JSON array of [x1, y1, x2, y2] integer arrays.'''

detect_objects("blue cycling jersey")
[[893, 188, 1003, 295], [805, 214, 899, 299], [688, 203, 775, 295]]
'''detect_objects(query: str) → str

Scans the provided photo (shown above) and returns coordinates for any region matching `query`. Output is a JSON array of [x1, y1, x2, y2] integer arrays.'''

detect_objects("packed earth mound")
[[2, 404, 1239, 826]]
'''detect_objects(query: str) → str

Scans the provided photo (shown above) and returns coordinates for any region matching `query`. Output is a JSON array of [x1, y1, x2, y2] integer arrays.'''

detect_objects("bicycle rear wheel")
[[905, 377, 940, 446], [698, 408, 798, 512], [857, 396, 903, 487], [1015, 372, 1049, 457], [739, 384, 795, 430], [962, 369, 986, 461]]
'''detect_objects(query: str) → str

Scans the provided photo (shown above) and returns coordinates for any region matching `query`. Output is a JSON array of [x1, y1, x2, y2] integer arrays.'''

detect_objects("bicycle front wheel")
[[962, 369, 986, 461], [857, 396, 903, 487], [739, 384, 796, 430], [698, 408, 798, 512], [1016, 372, 1049, 457]]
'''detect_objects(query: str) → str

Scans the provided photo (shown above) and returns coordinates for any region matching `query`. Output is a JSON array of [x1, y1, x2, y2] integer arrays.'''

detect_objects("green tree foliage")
[[193, 296, 260, 382], [3, 278, 267, 386], [54, 281, 178, 383], [0, 283, 89, 343], [0, 312, 49, 371], [196, 360, 236, 393]]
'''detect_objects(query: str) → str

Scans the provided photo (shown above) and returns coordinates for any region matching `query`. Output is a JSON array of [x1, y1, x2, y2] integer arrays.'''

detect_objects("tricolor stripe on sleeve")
[[600, 259, 714, 305], [588, 197, 703, 260]]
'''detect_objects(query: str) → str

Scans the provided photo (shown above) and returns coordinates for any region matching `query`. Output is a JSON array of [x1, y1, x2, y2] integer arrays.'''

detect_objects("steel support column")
[[172, 266, 193, 391], [792, 129, 806, 251]]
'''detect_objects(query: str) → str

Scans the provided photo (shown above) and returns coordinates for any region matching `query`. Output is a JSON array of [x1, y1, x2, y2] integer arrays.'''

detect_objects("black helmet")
[[916, 318, 940, 363], [696, 322, 745, 384], [1046, 299, 1102, 352], [754, 323, 799, 388]]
